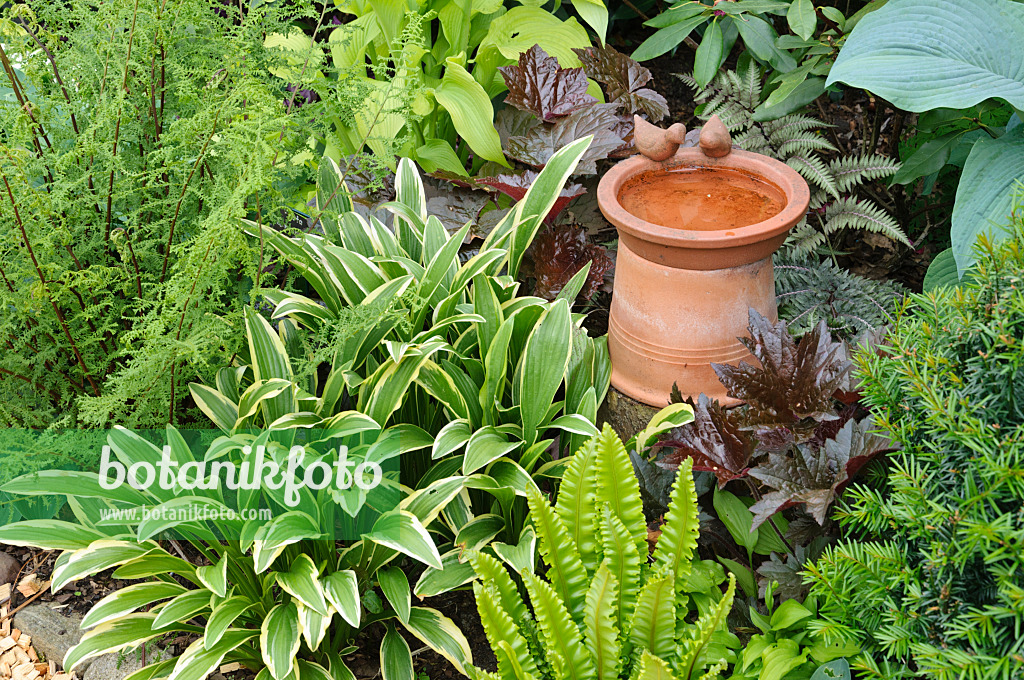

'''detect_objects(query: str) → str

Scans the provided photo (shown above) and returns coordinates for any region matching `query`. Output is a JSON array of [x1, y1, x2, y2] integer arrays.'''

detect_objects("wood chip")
[[0, 639, 14, 654], [16, 636, 29, 652], [15, 576, 43, 600], [0, 585, 10, 606], [220, 662, 241, 673]]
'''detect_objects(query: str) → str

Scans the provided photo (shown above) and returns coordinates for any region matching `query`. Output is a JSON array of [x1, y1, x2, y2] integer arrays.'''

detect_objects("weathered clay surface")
[[633, 116, 687, 162]]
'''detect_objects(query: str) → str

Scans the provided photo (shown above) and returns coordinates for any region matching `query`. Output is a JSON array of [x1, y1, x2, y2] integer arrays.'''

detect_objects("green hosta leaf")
[[379, 567, 411, 623], [206, 596, 256, 650], [713, 486, 758, 564], [122, 659, 177, 680], [826, 0, 1024, 112], [323, 570, 361, 628], [923, 247, 964, 291], [244, 307, 297, 428], [401, 607, 474, 676], [719, 557, 757, 599], [152, 588, 213, 630], [770, 598, 813, 630], [951, 126, 1024, 275], [53, 540, 155, 592], [464, 428, 523, 475], [455, 514, 506, 551], [517, 298, 572, 449], [810, 659, 852, 680], [400, 476, 466, 526], [584, 563, 621, 680], [277, 553, 329, 616], [189, 383, 240, 434], [252, 512, 323, 573], [196, 554, 229, 598], [415, 550, 477, 597], [364, 510, 443, 569], [297, 600, 332, 650], [168, 630, 258, 680], [0, 520, 110, 551], [523, 572, 596, 680], [3, 469, 149, 506], [571, 0, 608, 43], [381, 624, 414, 680], [481, 7, 591, 69], [261, 602, 301, 680], [890, 132, 960, 186], [81, 582, 187, 629], [760, 638, 809, 680], [64, 613, 173, 671], [435, 59, 509, 167]]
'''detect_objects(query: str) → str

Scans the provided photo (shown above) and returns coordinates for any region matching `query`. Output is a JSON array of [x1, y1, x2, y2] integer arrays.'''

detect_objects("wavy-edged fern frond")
[[599, 505, 643, 630], [680, 62, 908, 253], [594, 423, 648, 558], [583, 562, 621, 680], [525, 484, 589, 623], [554, 430, 600, 573], [473, 581, 539, 679], [628, 576, 677, 659], [676, 575, 736, 680], [522, 572, 596, 680], [651, 457, 699, 590]]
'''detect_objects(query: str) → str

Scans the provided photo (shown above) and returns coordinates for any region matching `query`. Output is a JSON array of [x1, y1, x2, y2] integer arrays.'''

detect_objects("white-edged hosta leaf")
[[0, 520, 110, 551], [381, 624, 414, 680], [64, 613, 173, 671], [206, 596, 257, 650], [323, 570, 361, 628], [53, 540, 156, 592], [400, 607, 474, 676], [168, 630, 258, 680], [276, 553, 329, 616], [252, 511, 323, 573], [152, 588, 213, 630], [378, 567, 411, 624], [260, 602, 301, 680], [81, 581, 187, 630], [364, 510, 443, 570]]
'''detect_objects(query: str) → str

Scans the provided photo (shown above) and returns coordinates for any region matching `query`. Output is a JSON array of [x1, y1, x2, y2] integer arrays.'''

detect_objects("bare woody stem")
[[2, 172, 101, 397], [11, 17, 80, 136]]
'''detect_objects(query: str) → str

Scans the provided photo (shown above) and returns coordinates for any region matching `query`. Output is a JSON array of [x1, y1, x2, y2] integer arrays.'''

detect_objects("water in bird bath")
[[617, 166, 786, 231]]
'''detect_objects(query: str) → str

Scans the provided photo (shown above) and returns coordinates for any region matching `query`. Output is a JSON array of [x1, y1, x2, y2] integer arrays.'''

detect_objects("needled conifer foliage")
[[0, 0, 315, 427]]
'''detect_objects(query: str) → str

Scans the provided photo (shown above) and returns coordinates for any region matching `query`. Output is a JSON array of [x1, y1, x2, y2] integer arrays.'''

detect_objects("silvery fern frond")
[[822, 197, 910, 246], [829, 154, 901, 193]]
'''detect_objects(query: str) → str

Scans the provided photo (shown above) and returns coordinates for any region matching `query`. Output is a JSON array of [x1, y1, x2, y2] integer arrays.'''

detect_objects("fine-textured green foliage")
[[469, 423, 741, 680], [0, 0, 315, 427], [774, 251, 905, 339], [680, 63, 908, 254], [804, 218, 1024, 680]]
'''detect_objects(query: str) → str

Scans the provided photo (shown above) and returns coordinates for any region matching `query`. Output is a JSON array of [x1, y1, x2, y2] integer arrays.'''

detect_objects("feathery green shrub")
[[804, 217, 1024, 680], [0, 0, 313, 427]]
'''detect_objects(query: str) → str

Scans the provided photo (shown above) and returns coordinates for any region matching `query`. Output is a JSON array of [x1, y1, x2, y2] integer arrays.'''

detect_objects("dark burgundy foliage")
[[756, 545, 812, 601], [748, 418, 894, 527], [499, 45, 597, 122], [494, 108, 542, 146], [477, 172, 586, 223], [572, 44, 669, 122], [712, 311, 850, 425], [658, 394, 754, 487], [505, 103, 626, 174], [523, 223, 613, 301]]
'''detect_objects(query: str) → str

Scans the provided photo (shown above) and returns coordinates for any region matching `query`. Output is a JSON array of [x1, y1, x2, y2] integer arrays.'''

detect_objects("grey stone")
[[82, 650, 147, 680], [0, 551, 21, 586], [12, 604, 84, 669]]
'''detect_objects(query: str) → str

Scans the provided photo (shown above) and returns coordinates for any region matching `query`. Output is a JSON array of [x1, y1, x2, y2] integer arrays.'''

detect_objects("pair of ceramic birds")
[[632, 113, 732, 161]]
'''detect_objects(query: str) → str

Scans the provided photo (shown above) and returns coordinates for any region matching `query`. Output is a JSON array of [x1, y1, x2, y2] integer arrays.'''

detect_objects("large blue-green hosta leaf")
[[827, 0, 1024, 112], [951, 127, 1024, 275]]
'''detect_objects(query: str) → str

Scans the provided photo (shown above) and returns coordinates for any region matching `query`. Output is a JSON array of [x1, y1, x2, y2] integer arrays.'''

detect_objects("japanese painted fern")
[[680, 64, 908, 253]]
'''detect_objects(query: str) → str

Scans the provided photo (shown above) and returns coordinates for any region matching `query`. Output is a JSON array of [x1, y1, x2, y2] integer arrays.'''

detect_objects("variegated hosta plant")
[[466, 424, 739, 680], [229, 140, 610, 540], [0, 423, 475, 680]]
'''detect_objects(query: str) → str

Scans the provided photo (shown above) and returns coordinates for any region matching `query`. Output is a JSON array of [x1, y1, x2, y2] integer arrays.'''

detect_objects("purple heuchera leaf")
[[657, 393, 754, 487], [712, 311, 850, 425], [499, 45, 597, 122], [522, 222, 613, 301], [747, 417, 894, 529], [572, 44, 669, 122], [477, 172, 585, 223], [505, 103, 627, 174]]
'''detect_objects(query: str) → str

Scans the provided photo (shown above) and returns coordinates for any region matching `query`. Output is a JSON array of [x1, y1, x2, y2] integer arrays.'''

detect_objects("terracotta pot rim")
[[597, 147, 811, 251]]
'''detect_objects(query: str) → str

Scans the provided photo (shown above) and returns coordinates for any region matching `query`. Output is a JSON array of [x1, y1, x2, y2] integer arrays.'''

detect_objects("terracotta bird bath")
[[598, 115, 810, 407]]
